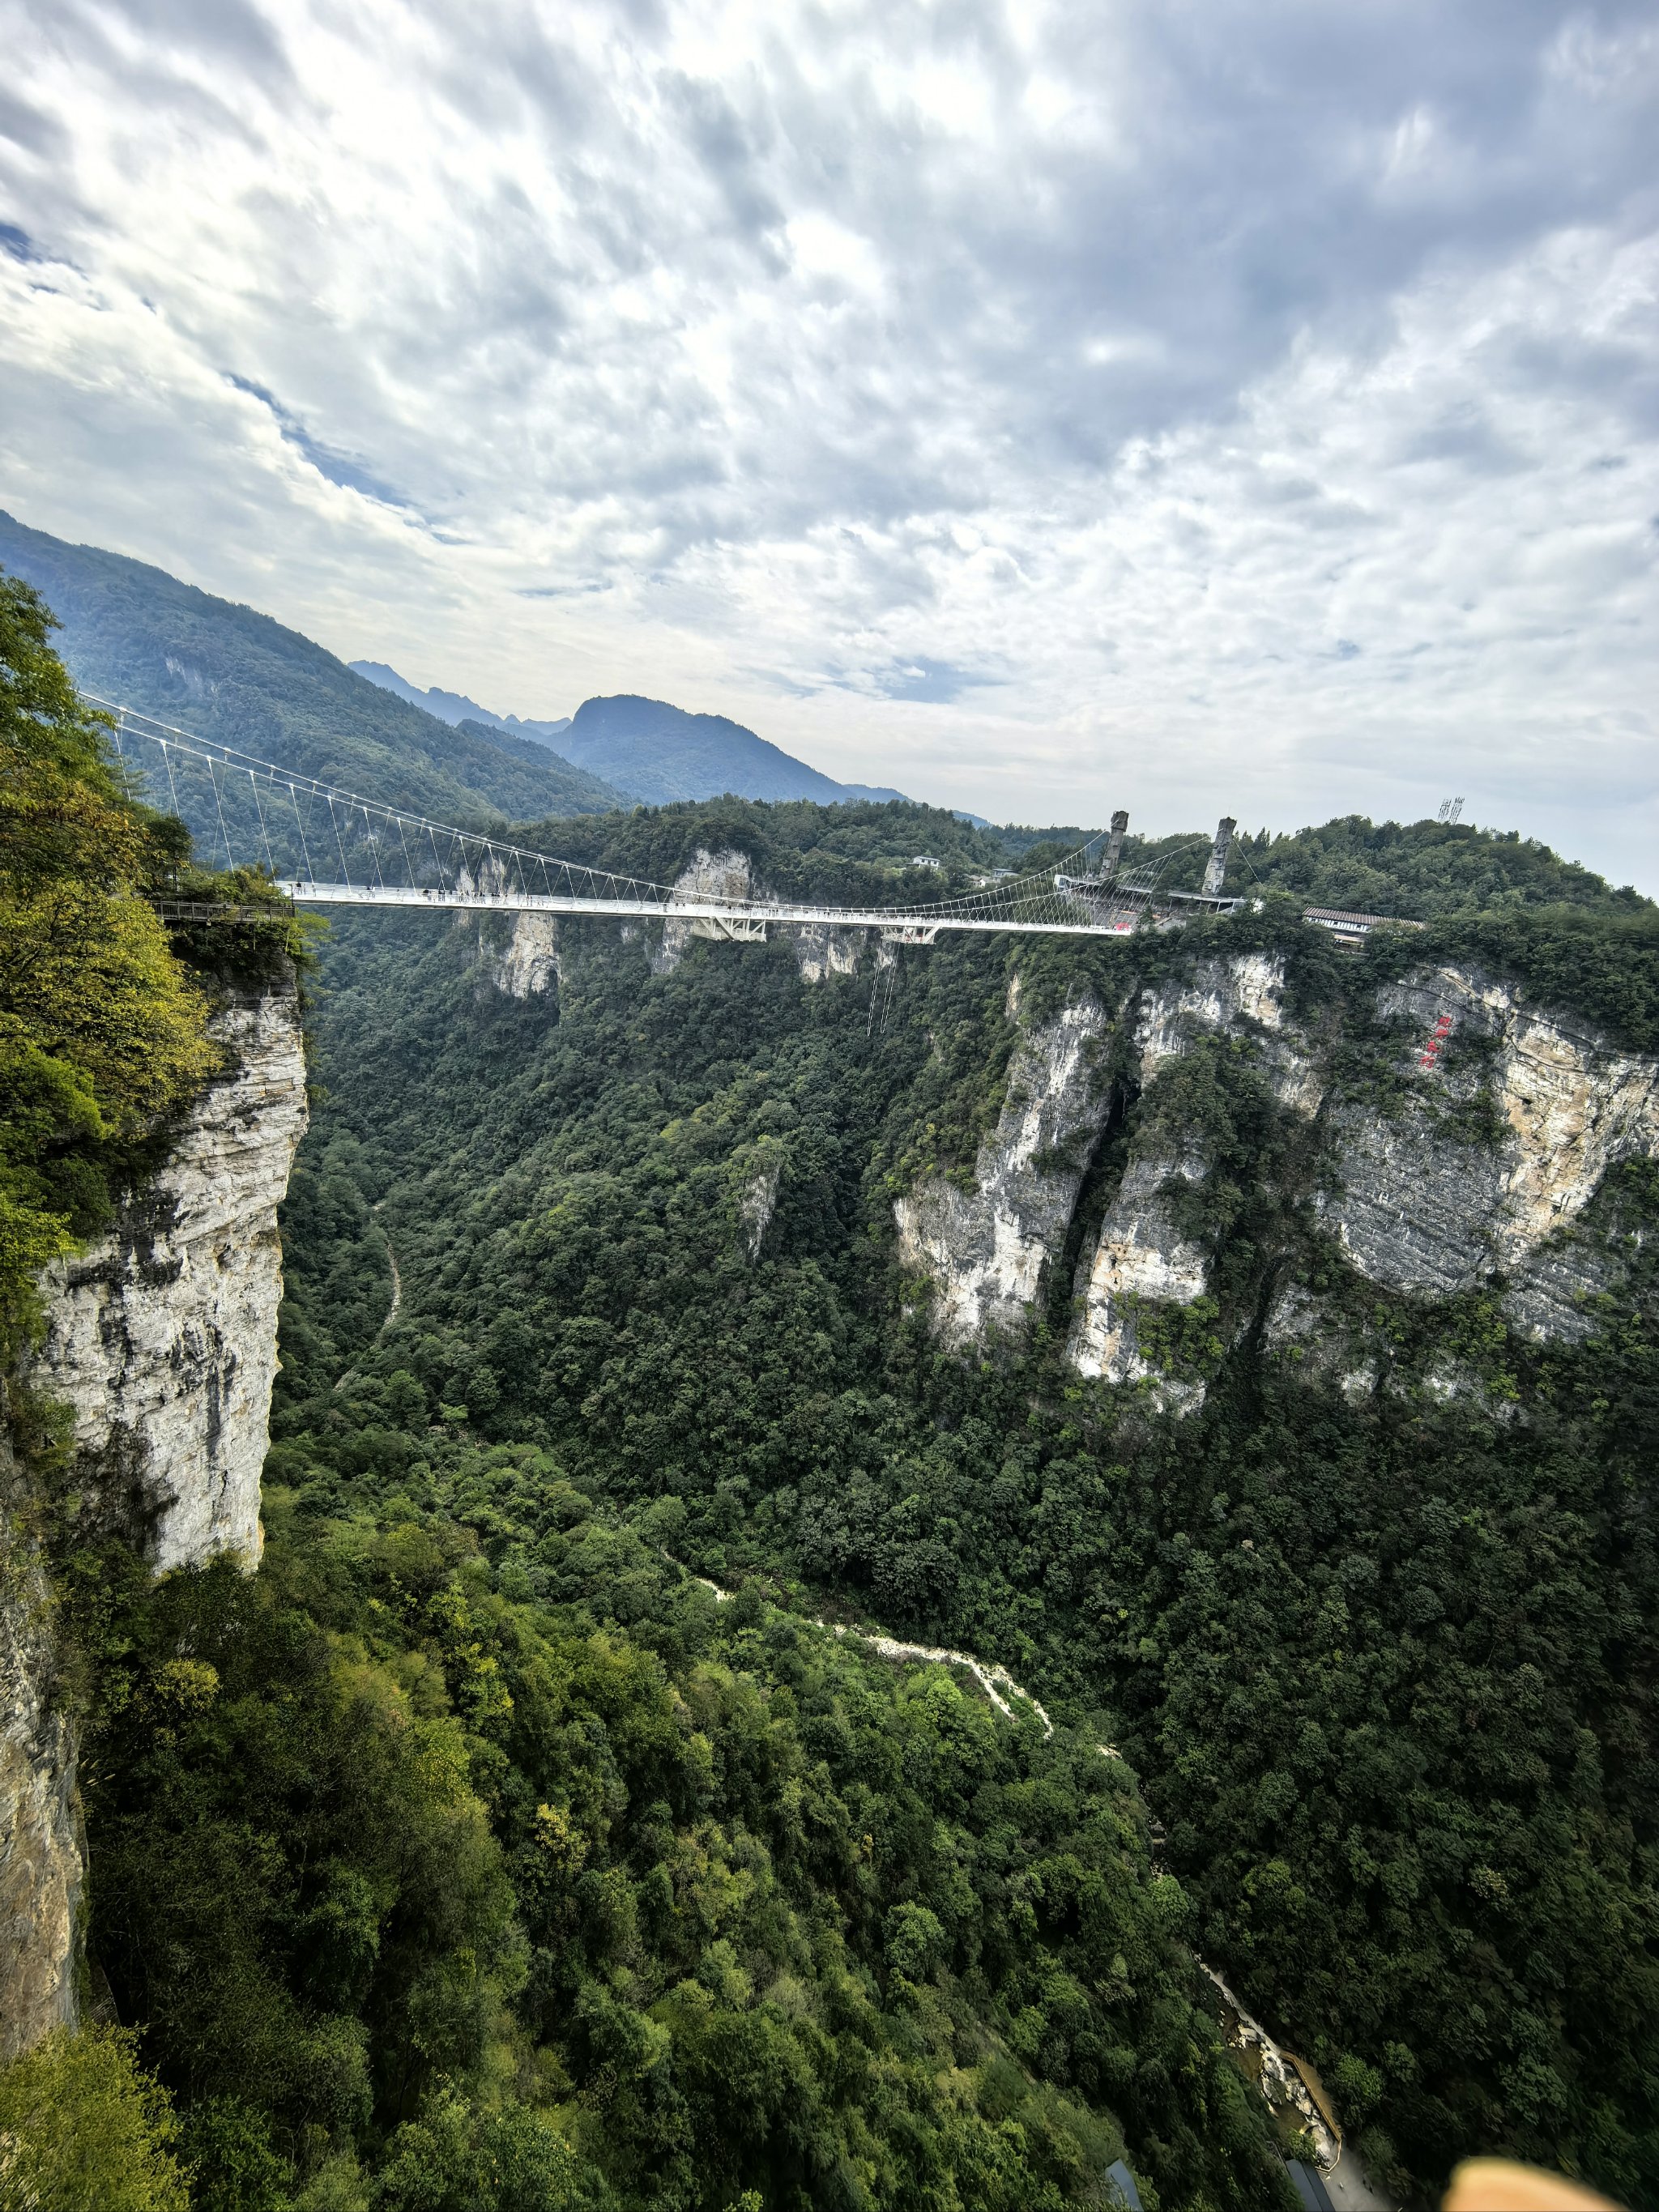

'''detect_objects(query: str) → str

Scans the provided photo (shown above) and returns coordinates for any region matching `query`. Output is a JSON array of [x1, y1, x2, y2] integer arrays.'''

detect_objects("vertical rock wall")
[[0, 977, 308, 2060], [1068, 1153, 1209, 1392], [31, 987, 309, 1570], [485, 912, 561, 999], [894, 992, 1114, 1341], [898, 951, 1659, 1382], [0, 1433, 83, 2063]]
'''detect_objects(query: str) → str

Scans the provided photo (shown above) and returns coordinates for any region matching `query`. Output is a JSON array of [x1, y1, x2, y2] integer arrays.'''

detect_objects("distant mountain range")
[[353, 663, 906, 810], [0, 510, 908, 828], [349, 661, 574, 748], [0, 511, 627, 825]]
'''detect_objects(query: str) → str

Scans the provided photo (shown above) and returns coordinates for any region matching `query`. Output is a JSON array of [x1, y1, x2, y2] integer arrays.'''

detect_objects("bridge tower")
[[1103, 808, 1128, 880], [1201, 816, 1236, 897]]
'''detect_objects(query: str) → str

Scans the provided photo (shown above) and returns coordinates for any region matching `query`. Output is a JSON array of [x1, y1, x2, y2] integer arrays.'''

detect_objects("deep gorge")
[[4, 573, 1657, 2208]]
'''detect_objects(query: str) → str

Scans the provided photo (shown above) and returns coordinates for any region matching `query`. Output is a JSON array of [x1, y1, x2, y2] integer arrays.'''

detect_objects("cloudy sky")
[[2, 2, 1656, 883]]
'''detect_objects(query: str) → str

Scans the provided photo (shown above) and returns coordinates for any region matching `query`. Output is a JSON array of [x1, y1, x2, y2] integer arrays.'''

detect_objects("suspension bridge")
[[100, 695, 1247, 944]]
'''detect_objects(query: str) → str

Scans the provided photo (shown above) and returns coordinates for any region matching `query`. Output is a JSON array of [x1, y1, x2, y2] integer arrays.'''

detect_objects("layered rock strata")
[[654, 848, 755, 974], [486, 911, 561, 999], [791, 923, 865, 984], [1328, 967, 1659, 1334], [1068, 1154, 1209, 1400]]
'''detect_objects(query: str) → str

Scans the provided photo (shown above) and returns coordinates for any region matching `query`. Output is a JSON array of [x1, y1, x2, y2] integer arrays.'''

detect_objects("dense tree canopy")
[[264, 805, 1659, 2210], [11, 560, 1656, 2208]]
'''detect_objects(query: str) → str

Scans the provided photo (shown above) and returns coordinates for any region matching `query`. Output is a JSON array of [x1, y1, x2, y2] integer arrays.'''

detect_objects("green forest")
[[5, 572, 1659, 2211], [259, 808, 1659, 2210]]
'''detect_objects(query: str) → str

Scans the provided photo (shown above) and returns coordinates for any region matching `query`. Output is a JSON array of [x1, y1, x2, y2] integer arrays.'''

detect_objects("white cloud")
[[0, 0, 1655, 884]]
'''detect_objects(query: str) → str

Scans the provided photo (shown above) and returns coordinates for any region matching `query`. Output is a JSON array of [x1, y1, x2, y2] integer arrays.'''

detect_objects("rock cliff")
[[898, 948, 1659, 1384], [0, 1433, 82, 2062], [485, 911, 561, 999], [790, 922, 866, 984], [654, 848, 755, 974], [1, 975, 307, 2059], [1068, 1153, 1209, 1401], [894, 991, 1114, 1342], [1328, 965, 1659, 1335], [32, 986, 309, 1569]]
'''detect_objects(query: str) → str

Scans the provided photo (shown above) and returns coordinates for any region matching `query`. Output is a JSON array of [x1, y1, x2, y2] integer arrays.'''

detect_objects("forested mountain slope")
[[0, 512, 629, 824], [267, 801, 1659, 2210]]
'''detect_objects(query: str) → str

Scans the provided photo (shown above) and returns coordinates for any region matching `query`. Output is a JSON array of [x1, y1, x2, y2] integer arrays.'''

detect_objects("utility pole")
[[1201, 816, 1236, 898]]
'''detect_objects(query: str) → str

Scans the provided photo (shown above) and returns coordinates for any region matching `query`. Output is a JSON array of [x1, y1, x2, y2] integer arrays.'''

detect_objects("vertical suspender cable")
[[160, 737, 184, 824], [206, 754, 235, 870], [290, 784, 317, 886], [363, 807, 384, 891], [326, 795, 353, 889], [249, 769, 276, 877]]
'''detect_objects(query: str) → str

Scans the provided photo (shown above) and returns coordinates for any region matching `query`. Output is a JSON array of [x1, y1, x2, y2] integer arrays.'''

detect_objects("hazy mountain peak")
[[557, 691, 906, 808], [355, 668, 907, 810], [350, 660, 574, 748]]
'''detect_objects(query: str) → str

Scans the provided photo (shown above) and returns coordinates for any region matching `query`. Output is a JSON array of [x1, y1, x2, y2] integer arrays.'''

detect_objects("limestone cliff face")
[[1068, 1154, 1209, 1400], [1326, 966, 1659, 1336], [1136, 952, 1320, 1116], [0, 1435, 82, 2062], [32, 986, 309, 1570], [894, 992, 1113, 1342], [486, 912, 561, 999], [1, 977, 308, 2061], [790, 923, 866, 984], [1064, 958, 1287, 1398], [655, 848, 755, 974], [896, 948, 1659, 1379]]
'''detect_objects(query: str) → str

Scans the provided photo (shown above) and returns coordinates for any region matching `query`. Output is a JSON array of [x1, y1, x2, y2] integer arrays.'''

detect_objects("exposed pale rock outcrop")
[[655, 847, 755, 974], [737, 1156, 782, 1261], [486, 912, 560, 999], [1136, 953, 1288, 1070], [895, 994, 1112, 1342], [1328, 968, 1659, 1332], [1060, 957, 1297, 1404], [1138, 953, 1322, 1118], [32, 985, 309, 1571], [1069, 1154, 1209, 1404], [897, 950, 1659, 1375], [791, 923, 865, 983]]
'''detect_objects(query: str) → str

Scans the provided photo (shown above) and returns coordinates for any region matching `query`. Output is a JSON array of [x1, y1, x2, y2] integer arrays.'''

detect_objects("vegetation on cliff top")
[[0, 566, 223, 1357]]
